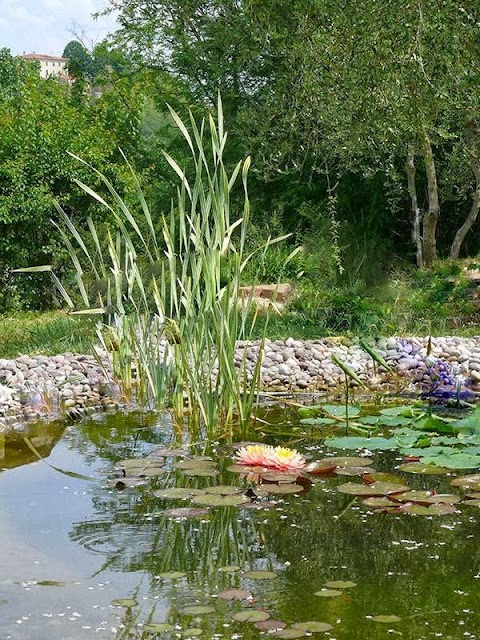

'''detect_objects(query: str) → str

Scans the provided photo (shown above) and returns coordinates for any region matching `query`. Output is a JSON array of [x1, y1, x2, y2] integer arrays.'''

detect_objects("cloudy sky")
[[0, 0, 118, 56]]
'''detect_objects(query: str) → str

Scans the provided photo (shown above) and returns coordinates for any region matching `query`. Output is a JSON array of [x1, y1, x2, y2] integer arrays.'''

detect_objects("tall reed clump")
[[19, 97, 294, 433]]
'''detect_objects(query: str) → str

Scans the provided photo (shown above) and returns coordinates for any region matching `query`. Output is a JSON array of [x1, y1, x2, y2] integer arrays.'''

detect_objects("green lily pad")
[[174, 460, 217, 470], [158, 571, 186, 580], [300, 417, 338, 426], [335, 466, 375, 476], [181, 469, 220, 477], [181, 629, 203, 637], [399, 503, 457, 516], [463, 499, 480, 506], [143, 622, 175, 633], [205, 485, 243, 495], [180, 605, 216, 616], [163, 507, 210, 518], [243, 570, 278, 580], [255, 484, 303, 495], [451, 473, 480, 489], [273, 629, 307, 639], [291, 621, 333, 632], [325, 456, 373, 468], [363, 472, 406, 484], [398, 462, 450, 475], [314, 589, 342, 597], [191, 494, 249, 507], [324, 580, 356, 589], [154, 487, 204, 500], [337, 482, 409, 497], [393, 491, 460, 505], [255, 620, 287, 631], [379, 405, 415, 416], [326, 436, 398, 450], [218, 589, 252, 601], [362, 497, 396, 508], [112, 598, 138, 607], [117, 457, 163, 470], [232, 610, 271, 622], [110, 477, 149, 489], [371, 614, 401, 623], [151, 448, 188, 457], [421, 453, 480, 469], [261, 472, 301, 483], [218, 565, 241, 573]]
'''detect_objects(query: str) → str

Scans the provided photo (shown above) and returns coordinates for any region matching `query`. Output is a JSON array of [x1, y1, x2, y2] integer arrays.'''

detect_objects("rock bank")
[[1, 335, 480, 426]]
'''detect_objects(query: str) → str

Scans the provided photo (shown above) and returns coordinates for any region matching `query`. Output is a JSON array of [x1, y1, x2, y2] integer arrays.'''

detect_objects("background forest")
[[2, 0, 480, 346]]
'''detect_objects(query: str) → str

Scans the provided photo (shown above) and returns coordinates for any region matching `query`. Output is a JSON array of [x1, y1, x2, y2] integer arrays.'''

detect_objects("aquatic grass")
[[17, 96, 293, 433]]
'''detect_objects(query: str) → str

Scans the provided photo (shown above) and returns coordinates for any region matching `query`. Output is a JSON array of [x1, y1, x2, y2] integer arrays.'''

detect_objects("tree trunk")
[[450, 123, 480, 259], [421, 131, 440, 267], [406, 144, 423, 268]]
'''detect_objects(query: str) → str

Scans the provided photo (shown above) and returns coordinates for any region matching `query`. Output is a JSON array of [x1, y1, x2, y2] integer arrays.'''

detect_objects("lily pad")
[[398, 462, 450, 475], [363, 472, 406, 484], [337, 482, 409, 497], [181, 629, 203, 637], [261, 472, 301, 483], [326, 436, 397, 451], [205, 485, 243, 495], [379, 405, 415, 416], [399, 503, 458, 516], [181, 469, 220, 477], [154, 488, 204, 500], [151, 448, 188, 457], [291, 621, 333, 632], [191, 494, 249, 507], [174, 460, 217, 470], [451, 473, 480, 490], [303, 460, 337, 475], [255, 620, 287, 631], [371, 614, 402, 623], [273, 629, 307, 639], [243, 570, 278, 580], [158, 571, 186, 580], [163, 507, 210, 518], [393, 491, 460, 505], [180, 605, 216, 616], [218, 565, 241, 573], [112, 598, 138, 607], [255, 484, 303, 495], [324, 580, 356, 589], [325, 456, 373, 468], [143, 622, 175, 633], [218, 589, 252, 601], [362, 497, 396, 508], [232, 610, 271, 622], [111, 477, 149, 489], [314, 589, 342, 597], [335, 466, 375, 476]]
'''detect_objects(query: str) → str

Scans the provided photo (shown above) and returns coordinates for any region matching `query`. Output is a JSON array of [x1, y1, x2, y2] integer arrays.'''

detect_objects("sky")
[[0, 0, 118, 56]]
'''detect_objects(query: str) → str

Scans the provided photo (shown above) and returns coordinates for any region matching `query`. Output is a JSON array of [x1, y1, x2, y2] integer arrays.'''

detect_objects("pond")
[[1, 406, 480, 639]]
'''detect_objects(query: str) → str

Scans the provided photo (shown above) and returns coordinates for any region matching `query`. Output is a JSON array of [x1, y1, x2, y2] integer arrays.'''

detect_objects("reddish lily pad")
[[303, 460, 337, 475], [240, 500, 278, 510], [399, 462, 450, 475], [232, 610, 271, 622], [291, 621, 333, 633], [163, 507, 209, 518], [337, 482, 409, 497], [324, 580, 356, 589], [218, 589, 252, 601], [243, 570, 278, 580]]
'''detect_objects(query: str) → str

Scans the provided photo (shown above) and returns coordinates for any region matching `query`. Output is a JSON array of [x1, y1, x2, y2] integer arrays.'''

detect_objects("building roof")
[[21, 53, 68, 62]]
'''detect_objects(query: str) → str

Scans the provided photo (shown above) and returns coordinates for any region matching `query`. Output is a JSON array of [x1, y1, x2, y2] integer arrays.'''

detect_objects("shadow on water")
[[0, 409, 480, 639]]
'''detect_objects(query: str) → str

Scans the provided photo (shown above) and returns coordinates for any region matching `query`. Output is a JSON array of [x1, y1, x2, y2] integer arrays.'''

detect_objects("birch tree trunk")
[[450, 123, 480, 259], [421, 131, 440, 267], [406, 145, 423, 268]]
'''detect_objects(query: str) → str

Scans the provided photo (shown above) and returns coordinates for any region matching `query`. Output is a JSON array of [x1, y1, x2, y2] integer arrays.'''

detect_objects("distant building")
[[20, 53, 70, 82]]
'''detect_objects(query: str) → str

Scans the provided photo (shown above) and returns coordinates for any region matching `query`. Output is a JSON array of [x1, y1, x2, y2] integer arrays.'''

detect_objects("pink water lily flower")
[[235, 444, 306, 472]]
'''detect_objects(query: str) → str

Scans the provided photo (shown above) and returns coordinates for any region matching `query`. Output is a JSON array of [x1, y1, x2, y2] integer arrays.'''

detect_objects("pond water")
[[1, 408, 480, 640]]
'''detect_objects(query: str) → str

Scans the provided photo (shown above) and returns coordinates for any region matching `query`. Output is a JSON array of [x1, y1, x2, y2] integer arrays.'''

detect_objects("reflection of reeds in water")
[[30, 95, 296, 434]]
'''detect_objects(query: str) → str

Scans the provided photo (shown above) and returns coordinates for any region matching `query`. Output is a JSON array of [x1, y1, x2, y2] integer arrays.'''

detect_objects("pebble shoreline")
[[1, 335, 480, 428]]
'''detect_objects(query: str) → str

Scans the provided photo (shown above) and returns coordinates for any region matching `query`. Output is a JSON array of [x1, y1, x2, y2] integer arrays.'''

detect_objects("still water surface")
[[1, 410, 479, 639]]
